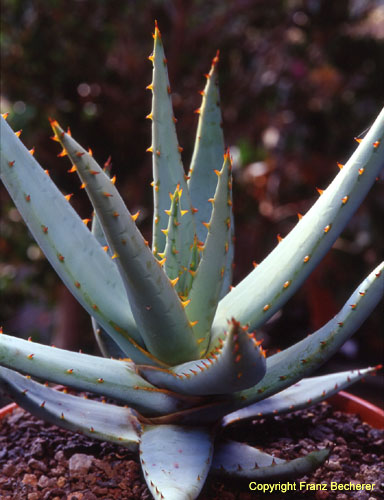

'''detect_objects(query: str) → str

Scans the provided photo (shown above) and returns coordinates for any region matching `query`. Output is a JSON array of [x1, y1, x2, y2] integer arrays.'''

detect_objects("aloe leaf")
[[0, 334, 201, 415], [180, 235, 200, 299], [212, 441, 329, 480], [51, 121, 199, 365], [139, 424, 214, 500], [161, 185, 194, 295], [90, 167, 114, 258], [220, 217, 235, 299], [0, 366, 141, 450], [155, 262, 383, 424], [236, 262, 383, 407], [90, 211, 127, 358], [187, 52, 234, 300], [212, 108, 384, 341], [148, 23, 196, 258], [161, 186, 183, 281], [186, 153, 233, 350], [0, 117, 144, 358], [188, 51, 225, 243], [138, 319, 266, 395], [212, 439, 286, 473], [222, 366, 379, 426]]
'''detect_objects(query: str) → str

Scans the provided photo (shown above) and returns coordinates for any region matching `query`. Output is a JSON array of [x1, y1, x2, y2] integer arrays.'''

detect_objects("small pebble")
[[22, 473, 38, 486], [325, 459, 342, 471], [68, 453, 94, 475], [37, 474, 50, 488], [27, 493, 40, 500]]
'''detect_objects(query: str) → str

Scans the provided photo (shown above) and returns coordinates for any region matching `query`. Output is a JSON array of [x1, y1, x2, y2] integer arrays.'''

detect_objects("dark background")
[[1, 0, 383, 406]]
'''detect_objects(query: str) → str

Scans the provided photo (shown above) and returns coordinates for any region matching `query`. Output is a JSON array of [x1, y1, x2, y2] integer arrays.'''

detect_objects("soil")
[[0, 402, 383, 500]]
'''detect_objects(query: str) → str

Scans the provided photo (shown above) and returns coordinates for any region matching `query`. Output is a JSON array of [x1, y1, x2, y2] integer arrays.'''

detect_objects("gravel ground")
[[0, 401, 383, 500]]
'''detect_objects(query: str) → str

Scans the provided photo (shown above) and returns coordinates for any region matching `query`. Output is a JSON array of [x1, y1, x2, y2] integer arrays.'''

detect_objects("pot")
[[327, 390, 384, 429], [0, 401, 16, 419]]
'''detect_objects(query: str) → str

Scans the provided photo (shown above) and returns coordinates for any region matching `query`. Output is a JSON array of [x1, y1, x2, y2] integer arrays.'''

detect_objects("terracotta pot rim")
[[0, 401, 18, 419], [1, 390, 383, 428], [327, 390, 384, 429]]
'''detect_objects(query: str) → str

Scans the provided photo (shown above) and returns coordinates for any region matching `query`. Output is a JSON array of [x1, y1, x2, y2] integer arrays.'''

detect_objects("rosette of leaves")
[[0, 23, 383, 500]]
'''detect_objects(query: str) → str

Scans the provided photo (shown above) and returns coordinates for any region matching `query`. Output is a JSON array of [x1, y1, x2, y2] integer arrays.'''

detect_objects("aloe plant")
[[1, 23, 383, 500]]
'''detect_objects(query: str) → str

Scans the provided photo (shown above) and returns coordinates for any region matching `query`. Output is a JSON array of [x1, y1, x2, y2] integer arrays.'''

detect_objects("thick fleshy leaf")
[[91, 211, 128, 359], [212, 108, 384, 343], [187, 52, 233, 299], [188, 51, 225, 243], [237, 262, 384, 407], [212, 441, 329, 480], [0, 366, 141, 450], [148, 24, 196, 258], [90, 169, 114, 258], [186, 153, 233, 351], [161, 185, 193, 294], [51, 120, 199, 365], [152, 263, 383, 424], [222, 366, 380, 426], [220, 216, 234, 299], [0, 116, 143, 358], [139, 424, 214, 500], [0, 334, 201, 416], [212, 439, 285, 472], [179, 235, 200, 300], [138, 319, 266, 395]]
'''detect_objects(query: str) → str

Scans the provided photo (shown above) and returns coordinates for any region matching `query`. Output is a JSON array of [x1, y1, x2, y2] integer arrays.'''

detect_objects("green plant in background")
[[0, 24, 383, 500]]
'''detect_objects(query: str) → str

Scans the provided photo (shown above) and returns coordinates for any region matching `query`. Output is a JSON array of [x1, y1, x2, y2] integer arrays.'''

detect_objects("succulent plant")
[[1, 23, 383, 500]]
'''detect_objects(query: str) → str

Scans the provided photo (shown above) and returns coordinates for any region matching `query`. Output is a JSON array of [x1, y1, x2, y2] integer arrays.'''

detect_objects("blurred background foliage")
[[0, 0, 383, 404]]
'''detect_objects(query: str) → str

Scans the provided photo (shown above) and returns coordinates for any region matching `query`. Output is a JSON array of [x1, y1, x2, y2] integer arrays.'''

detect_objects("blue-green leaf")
[[212, 441, 329, 480], [139, 424, 214, 500], [0, 334, 200, 416], [0, 117, 143, 358], [51, 120, 199, 365], [155, 262, 383, 424], [186, 153, 233, 350], [212, 108, 384, 341], [237, 262, 383, 407], [187, 52, 233, 300], [222, 366, 379, 426], [91, 210, 128, 359], [161, 185, 195, 294], [0, 366, 141, 450], [188, 51, 225, 243], [138, 319, 266, 395], [148, 24, 196, 258]]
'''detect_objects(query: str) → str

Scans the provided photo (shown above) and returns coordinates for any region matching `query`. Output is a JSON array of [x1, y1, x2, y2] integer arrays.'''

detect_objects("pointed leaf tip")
[[212, 50, 220, 66], [154, 20, 161, 39]]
